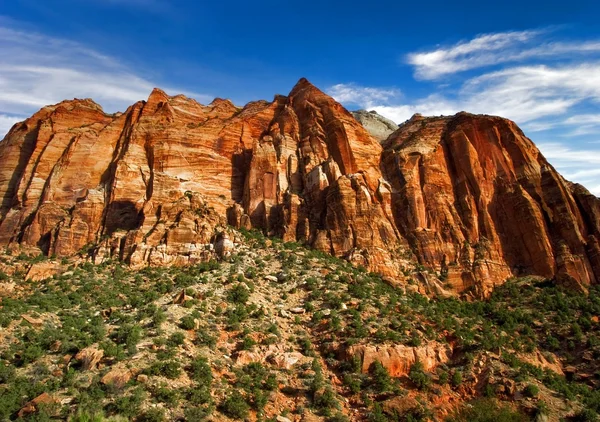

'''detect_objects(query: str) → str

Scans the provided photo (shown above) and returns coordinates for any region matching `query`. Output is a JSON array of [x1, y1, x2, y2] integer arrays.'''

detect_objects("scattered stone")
[[18, 393, 55, 418], [267, 352, 303, 370], [279, 309, 290, 318], [21, 314, 44, 328], [215, 232, 234, 258], [289, 307, 305, 314], [234, 350, 263, 366], [277, 416, 293, 422], [383, 396, 419, 416], [62, 354, 73, 366], [75, 346, 104, 371], [347, 342, 451, 377], [265, 275, 278, 282], [301, 412, 325, 422], [0, 282, 15, 297], [173, 290, 189, 305], [101, 367, 134, 389], [26, 262, 62, 282]]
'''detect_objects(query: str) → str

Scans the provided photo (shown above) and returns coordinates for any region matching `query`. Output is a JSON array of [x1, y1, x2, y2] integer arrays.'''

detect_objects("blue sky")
[[1, 0, 599, 194]]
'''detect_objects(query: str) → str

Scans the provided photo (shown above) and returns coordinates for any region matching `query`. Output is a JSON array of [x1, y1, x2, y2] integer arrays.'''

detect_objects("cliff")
[[0, 79, 598, 294]]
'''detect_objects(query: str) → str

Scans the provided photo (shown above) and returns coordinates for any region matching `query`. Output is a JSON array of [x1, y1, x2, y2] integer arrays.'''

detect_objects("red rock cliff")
[[381, 113, 600, 294], [0, 80, 598, 293]]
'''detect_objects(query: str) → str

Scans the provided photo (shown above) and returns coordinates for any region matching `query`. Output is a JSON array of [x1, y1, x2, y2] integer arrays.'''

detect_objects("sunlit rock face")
[[380, 113, 600, 294], [0, 79, 598, 294]]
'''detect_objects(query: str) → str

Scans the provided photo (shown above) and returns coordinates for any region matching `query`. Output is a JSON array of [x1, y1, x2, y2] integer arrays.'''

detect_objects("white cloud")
[[0, 114, 24, 136], [538, 142, 600, 195], [407, 29, 600, 80], [350, 62, 600, 127], [563, 114, 600, 125], [459, 63, 600, 122], [0, 23, 212, 138], [327, 84, 401, 108], [369, 95, 460, 123], [332, 28, 600, 196]]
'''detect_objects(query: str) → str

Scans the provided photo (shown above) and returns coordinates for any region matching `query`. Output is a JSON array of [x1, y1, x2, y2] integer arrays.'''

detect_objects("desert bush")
[[409, 361, 431, 390], [220, 390, 249, 420]]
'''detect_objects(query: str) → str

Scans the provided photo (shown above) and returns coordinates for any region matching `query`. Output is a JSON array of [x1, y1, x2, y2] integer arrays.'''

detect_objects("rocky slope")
[[350, 110, 398, 142], [0, 79, 598, 295], [1, 236, 599, 421]]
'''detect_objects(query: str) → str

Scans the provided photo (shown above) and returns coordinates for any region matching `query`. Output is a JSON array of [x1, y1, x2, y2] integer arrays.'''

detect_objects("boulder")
[[75, 346, 104, 371]]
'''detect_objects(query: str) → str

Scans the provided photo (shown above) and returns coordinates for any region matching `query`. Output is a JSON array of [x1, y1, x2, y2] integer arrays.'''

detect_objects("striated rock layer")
[[381, 113, 600, 294], [0, 79, 598, 294]]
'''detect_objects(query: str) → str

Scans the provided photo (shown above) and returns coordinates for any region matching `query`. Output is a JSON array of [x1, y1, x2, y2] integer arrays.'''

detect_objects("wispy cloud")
[[331, 61, 600, 124], [332, 29, 600, 195], [328, 84, 401, 108], [0, 22, 211, 138], [0, 114, 23, 136], [460, 63, 600, 122], [407, 29, 600, 80], [538, 142, 600, 195]]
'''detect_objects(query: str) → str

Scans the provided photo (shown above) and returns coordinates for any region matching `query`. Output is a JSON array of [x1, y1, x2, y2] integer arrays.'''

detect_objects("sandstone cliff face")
[[381, 113, 600, 294], [237, 79, 406, 278], [0, 90, 276, 266], [0, 79, 598, 294]]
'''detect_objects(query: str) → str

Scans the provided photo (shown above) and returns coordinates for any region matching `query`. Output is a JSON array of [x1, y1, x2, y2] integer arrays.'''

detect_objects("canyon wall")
[[0, 79, 598, 294]]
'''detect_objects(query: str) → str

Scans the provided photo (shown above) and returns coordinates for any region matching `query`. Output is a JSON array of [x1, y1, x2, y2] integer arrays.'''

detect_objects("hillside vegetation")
[[1, 230, 599, 421]]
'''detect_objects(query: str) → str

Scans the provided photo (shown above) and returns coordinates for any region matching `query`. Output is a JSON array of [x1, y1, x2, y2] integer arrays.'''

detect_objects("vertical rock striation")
[[0, 79, 598, 294]]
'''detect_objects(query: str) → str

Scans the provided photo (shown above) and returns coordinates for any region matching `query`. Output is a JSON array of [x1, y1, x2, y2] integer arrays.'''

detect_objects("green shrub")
[[240, 335, 256, 351], [447, 398, 528, 422], [342, 374, 362, 394], [368, 403, 387, 422], [438, 370, 449, 385], [220, 390, 249, 420], [179, 316, 196, 330], [146, 360, 182, 379], [184, 406, 212, 421], [190, 357, 212, 385], [409, 361, 431, 390], [451, 370, 463, 387], [137, 408, 166, 422], [114, 324, 142, 354], [523, 384, 539, 397], [196, 329, 217, 349], [314, 386, 339, 411], [152, 383, 179, 405], [227, 284, 250, 305], [369, 361, 392, 393], [167, 331, 185, 346], [110, 387, 145, 418]]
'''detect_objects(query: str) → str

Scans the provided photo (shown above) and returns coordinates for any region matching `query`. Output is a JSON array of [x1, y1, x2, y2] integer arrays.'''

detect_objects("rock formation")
[[344, 342, 452, 377], [351, 109, 399, 142], [0, 78, 598, 294], [380, 113, 600, 294]]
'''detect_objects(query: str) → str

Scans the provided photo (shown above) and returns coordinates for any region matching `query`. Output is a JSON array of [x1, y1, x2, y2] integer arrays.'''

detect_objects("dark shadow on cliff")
[[231, 147, 253, 204], [0, 124, 39, 218], [104, 201, 144, 236]]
